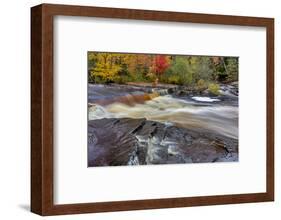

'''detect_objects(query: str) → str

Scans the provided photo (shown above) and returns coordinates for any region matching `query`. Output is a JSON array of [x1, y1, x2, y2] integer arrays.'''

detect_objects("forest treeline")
[[88, 52, 238, 92]]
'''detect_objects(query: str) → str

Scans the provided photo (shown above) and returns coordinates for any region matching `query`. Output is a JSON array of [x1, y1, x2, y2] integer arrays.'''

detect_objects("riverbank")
[[88, 81, 238, 106]]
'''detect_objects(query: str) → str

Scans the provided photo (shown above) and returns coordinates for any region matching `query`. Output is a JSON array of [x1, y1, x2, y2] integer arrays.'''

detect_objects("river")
[[88, 83, 238, 140]]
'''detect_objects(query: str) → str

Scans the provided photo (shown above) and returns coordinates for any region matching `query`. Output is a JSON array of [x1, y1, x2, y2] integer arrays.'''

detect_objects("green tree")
[[197, 57, 214, 81], [167, 57, 193, 85], [225, 57, 238, 82]]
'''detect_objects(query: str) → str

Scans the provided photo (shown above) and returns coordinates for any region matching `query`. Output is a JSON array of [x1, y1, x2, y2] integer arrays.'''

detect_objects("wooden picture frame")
[[31, 3, 274, 216]]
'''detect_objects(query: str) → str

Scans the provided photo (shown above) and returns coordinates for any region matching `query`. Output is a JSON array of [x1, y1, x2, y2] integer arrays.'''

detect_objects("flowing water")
[[88, 84, 238, 139]]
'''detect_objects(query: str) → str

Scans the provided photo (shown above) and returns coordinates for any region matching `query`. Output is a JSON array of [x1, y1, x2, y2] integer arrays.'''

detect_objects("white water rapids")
[[89, 95, 238, 139]]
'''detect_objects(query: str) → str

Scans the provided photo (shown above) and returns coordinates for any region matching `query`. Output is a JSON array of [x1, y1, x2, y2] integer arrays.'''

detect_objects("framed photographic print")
[[31, 3, 274, 216]]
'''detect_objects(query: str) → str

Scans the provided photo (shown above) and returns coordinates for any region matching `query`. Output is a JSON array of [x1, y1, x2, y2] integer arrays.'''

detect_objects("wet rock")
[[176, 90, 187, 96], [88, 118, 144, 166], [88, 118, 238, 166]]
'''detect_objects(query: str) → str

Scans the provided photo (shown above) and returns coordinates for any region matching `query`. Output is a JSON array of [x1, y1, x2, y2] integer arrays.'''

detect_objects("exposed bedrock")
[[88, 118, 238, 167]]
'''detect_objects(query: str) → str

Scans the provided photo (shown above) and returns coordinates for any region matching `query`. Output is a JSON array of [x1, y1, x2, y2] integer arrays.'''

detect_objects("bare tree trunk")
[[222, 58, 228, 75]]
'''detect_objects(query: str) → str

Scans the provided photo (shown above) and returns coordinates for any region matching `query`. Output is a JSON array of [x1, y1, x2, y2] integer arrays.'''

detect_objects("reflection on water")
[[89, 94, 238, 139]]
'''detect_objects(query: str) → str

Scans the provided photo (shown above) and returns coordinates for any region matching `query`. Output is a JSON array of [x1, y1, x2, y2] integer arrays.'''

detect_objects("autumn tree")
[[152, 55, 170, 77], [123, 54, 152, 81], [88, 52, 237, 86], [90, 53, 121, 83]]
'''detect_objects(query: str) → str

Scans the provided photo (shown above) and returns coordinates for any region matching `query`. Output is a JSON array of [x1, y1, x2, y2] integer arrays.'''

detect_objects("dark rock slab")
[[88, 118, 238, 167], [88, 118, 145, 166]]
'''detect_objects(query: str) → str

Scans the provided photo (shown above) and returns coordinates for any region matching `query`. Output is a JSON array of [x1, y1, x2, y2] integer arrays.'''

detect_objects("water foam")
[[191, 96, 220, 102]]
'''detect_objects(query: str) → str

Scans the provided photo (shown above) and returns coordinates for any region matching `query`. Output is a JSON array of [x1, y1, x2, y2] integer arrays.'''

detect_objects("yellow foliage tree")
[[91, 53, 121, 83]]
